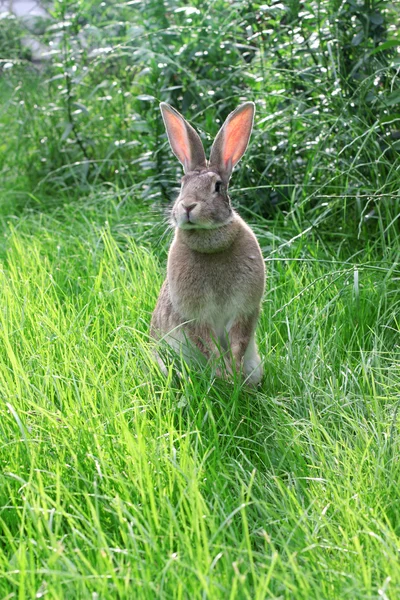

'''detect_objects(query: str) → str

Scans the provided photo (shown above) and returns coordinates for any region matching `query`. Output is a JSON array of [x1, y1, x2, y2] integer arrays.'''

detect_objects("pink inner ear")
[[222, 109, 253, 169], [163, 109, 191, 167]]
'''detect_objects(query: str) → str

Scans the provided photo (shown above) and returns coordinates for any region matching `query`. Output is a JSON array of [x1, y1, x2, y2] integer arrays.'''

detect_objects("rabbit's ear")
[[209, 102, 255, 181], [160, 103, 207, 172]]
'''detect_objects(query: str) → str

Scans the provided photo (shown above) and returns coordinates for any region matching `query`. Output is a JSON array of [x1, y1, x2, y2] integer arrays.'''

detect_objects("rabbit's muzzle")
[[174, 200, 201, 228]]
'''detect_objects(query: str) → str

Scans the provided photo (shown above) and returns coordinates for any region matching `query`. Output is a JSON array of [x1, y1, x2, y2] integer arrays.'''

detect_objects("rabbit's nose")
[[183, 203, 197, 215]]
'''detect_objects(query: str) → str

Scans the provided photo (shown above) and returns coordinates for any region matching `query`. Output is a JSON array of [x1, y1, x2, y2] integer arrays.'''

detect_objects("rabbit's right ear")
[[209, 102, 255, 182], [160, 103, 207, 173]]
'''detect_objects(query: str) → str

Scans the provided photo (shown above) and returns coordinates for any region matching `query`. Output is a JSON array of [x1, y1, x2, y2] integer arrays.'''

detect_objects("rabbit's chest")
[[168, 251, 245, 324]]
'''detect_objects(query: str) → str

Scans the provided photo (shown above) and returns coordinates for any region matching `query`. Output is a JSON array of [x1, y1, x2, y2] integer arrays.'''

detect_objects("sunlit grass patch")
[[0, 190, 398, 598]]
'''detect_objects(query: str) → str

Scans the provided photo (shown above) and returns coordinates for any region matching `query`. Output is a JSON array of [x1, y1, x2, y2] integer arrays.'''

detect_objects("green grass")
[[0, 188, 399, 599]]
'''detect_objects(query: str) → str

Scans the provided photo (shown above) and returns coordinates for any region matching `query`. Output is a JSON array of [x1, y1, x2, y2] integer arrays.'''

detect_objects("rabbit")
[[150, 101, 265, 385]]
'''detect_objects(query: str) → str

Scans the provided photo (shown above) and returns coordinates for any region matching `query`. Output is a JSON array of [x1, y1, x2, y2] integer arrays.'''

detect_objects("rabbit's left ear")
[[209, 102, 255, 181], [160, 103, 207, 173]]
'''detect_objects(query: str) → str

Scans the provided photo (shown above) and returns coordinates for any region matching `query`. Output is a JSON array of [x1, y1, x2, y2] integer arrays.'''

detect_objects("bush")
[[1, 0, 399, 233]]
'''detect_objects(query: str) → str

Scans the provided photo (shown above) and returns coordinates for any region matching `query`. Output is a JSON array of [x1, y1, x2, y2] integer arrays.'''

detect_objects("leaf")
[[81, 160, 90, 181], [365, 91, 375, 103], [351, 31, 364, 47], [369, 12, 384, 26], [136, 94, 155, 101], [61, 122, 73, 141], [127, 26, 144, 38], [384, 90, 400, 106], [45, 73, 65, 83], [370, 40, 400, 55], [72, 102, 89, 115]]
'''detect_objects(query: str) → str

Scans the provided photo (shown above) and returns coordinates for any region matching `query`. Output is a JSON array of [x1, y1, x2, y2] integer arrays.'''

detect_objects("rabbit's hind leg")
[[228, 313, 263, 386], [243, 334, 263, 386]]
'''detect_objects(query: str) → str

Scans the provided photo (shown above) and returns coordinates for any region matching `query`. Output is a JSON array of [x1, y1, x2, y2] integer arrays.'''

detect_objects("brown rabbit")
[[150, 101, 265, 385]]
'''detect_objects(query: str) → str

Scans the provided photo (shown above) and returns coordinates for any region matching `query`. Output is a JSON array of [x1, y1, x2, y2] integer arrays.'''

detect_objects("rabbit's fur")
[[150, 102, 265, 385]]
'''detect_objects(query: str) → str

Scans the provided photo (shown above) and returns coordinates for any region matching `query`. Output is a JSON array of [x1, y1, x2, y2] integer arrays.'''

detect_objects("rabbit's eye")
[[214, 181, 222, 193]]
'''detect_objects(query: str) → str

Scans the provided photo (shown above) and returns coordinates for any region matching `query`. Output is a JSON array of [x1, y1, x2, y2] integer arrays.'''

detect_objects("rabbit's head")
[[160, 102, 255, 231]]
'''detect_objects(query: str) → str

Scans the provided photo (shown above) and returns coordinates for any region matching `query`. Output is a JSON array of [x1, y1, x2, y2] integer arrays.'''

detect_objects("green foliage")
[[1, 0, 399, 229], [0, 14, 32, 62]]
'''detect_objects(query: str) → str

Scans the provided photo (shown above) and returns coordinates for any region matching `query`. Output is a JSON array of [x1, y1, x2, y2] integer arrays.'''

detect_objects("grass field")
[[1, 0, 400, 596], [0, 183, 399, 598]]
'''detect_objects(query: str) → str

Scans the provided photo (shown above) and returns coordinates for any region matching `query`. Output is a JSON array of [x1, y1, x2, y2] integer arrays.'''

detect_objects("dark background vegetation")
[[1, 0, 399, 235]]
